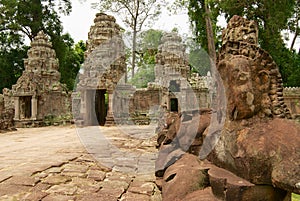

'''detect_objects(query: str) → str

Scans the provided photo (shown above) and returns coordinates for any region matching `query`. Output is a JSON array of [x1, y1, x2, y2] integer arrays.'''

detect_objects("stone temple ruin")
[[75, 13, 126, 126], [2, 31, 70, 127], [0, 12, 299, 129], [73, 13, 212, 127], [0, 11, 299, 200]]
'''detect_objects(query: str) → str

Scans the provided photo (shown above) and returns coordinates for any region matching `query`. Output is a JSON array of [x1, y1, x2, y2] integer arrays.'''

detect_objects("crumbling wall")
[[283, 87, 300, 118], [0, 94, 14, 131]]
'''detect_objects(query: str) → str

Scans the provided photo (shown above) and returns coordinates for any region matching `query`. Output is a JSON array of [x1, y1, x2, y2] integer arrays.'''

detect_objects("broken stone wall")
[[0, 94, 3, 116], [129, 88, 161, 116], [0, 94, 14, 131], [3, 88, 14, 110], [38, 91, 71, 121], [283, 87, 300, 118]]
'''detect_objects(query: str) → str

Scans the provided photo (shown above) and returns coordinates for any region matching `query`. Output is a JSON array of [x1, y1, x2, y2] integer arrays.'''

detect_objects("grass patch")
[[292, 193, 300, 201]]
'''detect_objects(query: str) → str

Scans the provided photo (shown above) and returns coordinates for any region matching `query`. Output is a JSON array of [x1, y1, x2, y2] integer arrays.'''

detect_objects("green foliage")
[[186, 0, 300, 86], [0, 46, 28, 92], [186, 37, 211, 76], [292, 193, 300, 201], [58, 36, 86, 90], [0, 0, 85, 91], [129, 29, 163, 88], [0, 0, 71, 41], [216, 0, 299, 86], [187, 0, 220, 53]]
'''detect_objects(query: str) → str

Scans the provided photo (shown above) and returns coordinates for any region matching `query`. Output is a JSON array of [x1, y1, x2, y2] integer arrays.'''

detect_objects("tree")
[[218, 0, 298, 85], [186, 37, 211, 76], [0, 0, 84, 90], [58, 36, 86, 90], [129, 29, 163, 88], [0, 46, 28, 92], [92, 0, 166, 79], [287, 1, 300, 51], [187, 0, 220, 61], [0, 0, 71, 41], [186, 0, 300, 86]]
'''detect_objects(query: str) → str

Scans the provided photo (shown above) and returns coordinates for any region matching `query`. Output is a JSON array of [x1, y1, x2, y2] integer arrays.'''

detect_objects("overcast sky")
[[60, 0, 192, 43], [60, 1, 299, 50]]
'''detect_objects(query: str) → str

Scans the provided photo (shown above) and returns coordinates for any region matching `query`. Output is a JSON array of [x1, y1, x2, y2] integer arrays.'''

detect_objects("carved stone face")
[[219, 56, 256, 120]]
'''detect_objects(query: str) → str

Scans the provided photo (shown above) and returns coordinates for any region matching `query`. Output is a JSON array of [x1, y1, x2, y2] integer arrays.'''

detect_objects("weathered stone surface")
[[0, 124, 161, 200], [87, 169, 106, 181], [157, 109, 211, 155], [22, 191, 49, 201], [6, 175, 38, 186], [0, 95, 14, 131], [209, 166, 254, 200], [77, 193, 114, 201], [62, 163, 89, 173], [75, 13, 126, 126], [209, 15, 300, 195], [99, 187, 125, 199], [46, 183, 77, 195], [161, 154, 209, 201], [42, 194, 76, 201], [42, 174, 71, 185], [121, 191, 150, 201], [155, 145, 185, 177], [208, 165, 287, 200], [155, 109, 212, 178], [283, 87, 300, 118], [182, 187, 217, 201], [128, 180, 155, 195], [6, 31, 71, 127], [0, 184, 31, 197]]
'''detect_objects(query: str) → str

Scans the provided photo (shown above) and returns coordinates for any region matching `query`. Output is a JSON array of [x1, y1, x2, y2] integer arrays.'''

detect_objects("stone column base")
[[104, 114, 115, 127]]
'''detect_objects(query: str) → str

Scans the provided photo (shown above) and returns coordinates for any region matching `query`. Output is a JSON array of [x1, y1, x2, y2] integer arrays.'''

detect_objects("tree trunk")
[[290, 29, 299, 51], [204, 3, 216, 64], [131, 28, 137, 79]]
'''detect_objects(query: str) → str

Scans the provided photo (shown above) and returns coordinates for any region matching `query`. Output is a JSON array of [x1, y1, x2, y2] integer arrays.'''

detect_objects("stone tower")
[[11, 31, 70, 127], [155, 32, 190, 86], [154, 32, 195, 112], [76, 13, 126, 126]]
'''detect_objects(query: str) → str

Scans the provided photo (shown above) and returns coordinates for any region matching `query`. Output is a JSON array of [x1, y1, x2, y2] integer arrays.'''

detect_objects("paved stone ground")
[[0, 125, 161, 201]]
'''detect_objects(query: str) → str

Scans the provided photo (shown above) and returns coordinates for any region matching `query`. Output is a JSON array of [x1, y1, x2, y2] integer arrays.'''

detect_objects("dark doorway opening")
[[170, 98, 178, 112], [20, 96, 32, 119], [95, 89, 107, 126]]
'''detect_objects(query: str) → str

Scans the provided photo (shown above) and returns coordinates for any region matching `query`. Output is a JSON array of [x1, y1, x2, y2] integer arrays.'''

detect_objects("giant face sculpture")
[[218, 55, 269, 120]]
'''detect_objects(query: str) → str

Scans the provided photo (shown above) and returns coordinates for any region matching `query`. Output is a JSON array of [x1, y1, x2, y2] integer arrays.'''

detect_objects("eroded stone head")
[[218, 16, 291, 120]]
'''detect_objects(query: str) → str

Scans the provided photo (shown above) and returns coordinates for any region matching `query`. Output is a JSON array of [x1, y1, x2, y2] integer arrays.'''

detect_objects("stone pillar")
[[14, 96, 20, 120], [83, 90, 93, 126], [105, 90, 115, 126], [31, 95, 38, 120]]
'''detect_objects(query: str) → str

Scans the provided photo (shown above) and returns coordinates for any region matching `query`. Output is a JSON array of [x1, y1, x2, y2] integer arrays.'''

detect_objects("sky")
[[60, 0, 299, 50], [60, 0, 192, 43]]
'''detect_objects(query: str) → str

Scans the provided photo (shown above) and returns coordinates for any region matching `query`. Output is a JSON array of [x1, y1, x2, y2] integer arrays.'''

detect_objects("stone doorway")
[[170, 98, 179, 112], [95, 89, 107, 126], [20, 96, 32, 119]]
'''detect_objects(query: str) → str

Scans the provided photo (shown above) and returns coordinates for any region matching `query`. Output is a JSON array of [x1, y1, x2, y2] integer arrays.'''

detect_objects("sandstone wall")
[[129, 88, 161, 115], [283, 87, 300, 118], [0, 94, 14, 131], [38, 91, 71, 120]]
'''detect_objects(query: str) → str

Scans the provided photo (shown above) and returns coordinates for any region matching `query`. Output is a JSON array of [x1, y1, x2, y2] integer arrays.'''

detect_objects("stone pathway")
[[0, 125, 161, 201]]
